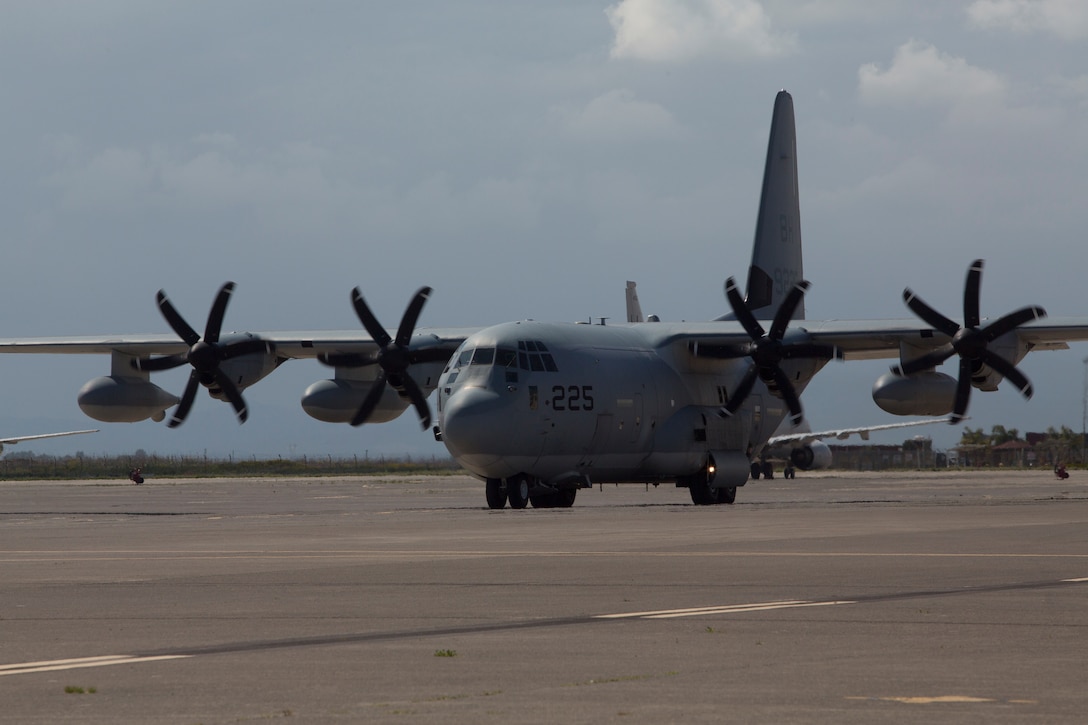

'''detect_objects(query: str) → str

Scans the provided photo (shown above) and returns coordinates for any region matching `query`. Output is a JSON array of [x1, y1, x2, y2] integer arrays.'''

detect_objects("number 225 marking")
[[552, 385, 594, 411]]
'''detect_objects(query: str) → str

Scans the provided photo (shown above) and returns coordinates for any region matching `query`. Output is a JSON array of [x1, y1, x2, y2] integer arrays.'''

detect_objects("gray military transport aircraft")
[[1, 90, 1086, 509]]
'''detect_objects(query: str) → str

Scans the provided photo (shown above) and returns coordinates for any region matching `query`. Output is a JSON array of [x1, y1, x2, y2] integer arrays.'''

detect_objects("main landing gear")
[[485, 475, 578, 510], [682, 473, 736, 506]]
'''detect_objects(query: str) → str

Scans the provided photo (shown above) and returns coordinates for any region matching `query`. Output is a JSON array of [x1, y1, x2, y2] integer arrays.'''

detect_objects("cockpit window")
[[471, 347, 495, 365], [515, 340, 557, 372], [447, 340, 557, 377]]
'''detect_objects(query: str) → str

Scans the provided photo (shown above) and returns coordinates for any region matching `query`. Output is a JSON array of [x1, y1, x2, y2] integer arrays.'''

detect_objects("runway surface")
[[2, 469, 1087, 723]]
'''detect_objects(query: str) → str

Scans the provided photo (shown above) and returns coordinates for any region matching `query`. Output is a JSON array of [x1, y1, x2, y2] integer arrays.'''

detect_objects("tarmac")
[[2, 469, 1087, 723]]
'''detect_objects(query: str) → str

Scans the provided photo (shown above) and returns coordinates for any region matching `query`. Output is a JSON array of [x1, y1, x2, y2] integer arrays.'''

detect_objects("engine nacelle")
[[78, 376, 179, 422], [789, 441, 832, 470], [872, 370, 957, 416], [209, 335, 282, 399], [301, 379, 412, 423]]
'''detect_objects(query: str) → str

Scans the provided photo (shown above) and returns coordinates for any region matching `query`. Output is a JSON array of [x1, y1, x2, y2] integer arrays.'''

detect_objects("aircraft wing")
[[796, 317, 1088, 361], [0, 429, 98, 446], [678, 316, 1088, 362], [0, 327, 478, 360], [768, 417, 954, 446]]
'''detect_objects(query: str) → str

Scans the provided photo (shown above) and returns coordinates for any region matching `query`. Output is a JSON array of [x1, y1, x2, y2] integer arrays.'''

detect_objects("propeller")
[[693, 277, 841, 425], [893, 259, 1046, 424], [134, 282, 273, 427], [318, 286, 449, 429]]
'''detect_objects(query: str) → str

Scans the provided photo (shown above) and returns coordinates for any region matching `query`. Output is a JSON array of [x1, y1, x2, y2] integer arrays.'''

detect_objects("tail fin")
[[625, 281, 644, 323], [743, 90, 804, 321]]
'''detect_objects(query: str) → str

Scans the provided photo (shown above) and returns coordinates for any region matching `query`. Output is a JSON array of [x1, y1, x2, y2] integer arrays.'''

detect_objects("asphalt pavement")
[[2, 469, 1086, 723]]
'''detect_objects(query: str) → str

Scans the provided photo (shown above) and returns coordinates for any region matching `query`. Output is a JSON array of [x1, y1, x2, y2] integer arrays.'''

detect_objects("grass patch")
[[434, 649, 458, 658], [64, 686, 96, 694]]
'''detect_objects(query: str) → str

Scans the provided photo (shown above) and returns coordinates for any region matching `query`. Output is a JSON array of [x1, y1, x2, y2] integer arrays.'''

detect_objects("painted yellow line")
[[0, 654, 191, 677]]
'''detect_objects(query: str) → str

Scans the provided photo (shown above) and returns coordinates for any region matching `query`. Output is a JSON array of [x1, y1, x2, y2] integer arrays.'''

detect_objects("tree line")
[[957, 424, 1086, 467], [0, 451, 461, 481]]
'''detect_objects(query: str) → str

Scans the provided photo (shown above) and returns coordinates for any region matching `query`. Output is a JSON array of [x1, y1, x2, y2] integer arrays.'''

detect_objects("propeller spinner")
[[134, 282, 272, 427], [318, 286, 449, 429], [693, 277, 840, 425], [894, 259, 1045, 424]]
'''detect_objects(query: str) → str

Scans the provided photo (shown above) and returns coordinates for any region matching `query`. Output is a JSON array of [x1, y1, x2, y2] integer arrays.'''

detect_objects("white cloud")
[[552, 89, 680, 141], [605, 0, 796, 62], [967, 0, 1088, 40], [858, 39, 1006, 108]]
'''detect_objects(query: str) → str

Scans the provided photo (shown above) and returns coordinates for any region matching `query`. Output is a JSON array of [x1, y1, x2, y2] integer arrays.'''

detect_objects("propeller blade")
[[963, 259, 983, 330], [721, 364, 759, 417], [167, 372, 201, 428], [770, 367, 804, 425], [950, 357, 974, 423], [350, 288, 391, 348], [979, 350, 1034, 399], [396, 371, 432, 429], [156, 291, 201, 347], [768, 280, 809, 341], [903, 289, 960, 338], [395, 287, 432, 348], [982, 305, 1047, 343], [213, 369, 249, 424], [725, 278, 765, 340], [350, 371, 388, 427], [204, 282, 236, 344]]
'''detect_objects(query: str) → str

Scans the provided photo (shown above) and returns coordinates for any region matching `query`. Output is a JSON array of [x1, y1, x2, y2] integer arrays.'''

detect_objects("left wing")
[[0, 282, 477, 429]]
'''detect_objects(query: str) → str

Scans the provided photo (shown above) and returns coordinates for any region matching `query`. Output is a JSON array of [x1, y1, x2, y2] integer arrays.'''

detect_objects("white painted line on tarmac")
[[596, 599, 855, 620], [0, 654, 191, 677]]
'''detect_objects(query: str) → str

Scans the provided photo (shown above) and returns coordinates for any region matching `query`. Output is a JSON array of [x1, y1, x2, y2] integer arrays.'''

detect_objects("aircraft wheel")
[[750, 463, 762, 480], [762, 461, 774, 479], [720, 486, 736, 505], [508, 475, 530, 510], [686, 476, 715, 506], [485, 479, 507, 509], [556, 488, 577, 508]]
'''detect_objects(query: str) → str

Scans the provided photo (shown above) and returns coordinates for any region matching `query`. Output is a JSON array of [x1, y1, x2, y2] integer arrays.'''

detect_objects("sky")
[[2, 0, 1088, 460]]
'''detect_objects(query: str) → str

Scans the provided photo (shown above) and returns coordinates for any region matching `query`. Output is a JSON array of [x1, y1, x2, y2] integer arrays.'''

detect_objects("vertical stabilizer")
[[625, 281, 644, 323], [743, 90, 803, 320]]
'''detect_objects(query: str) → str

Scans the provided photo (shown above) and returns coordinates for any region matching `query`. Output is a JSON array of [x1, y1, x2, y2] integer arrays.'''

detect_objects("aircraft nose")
[[440, 387, 507, 467]]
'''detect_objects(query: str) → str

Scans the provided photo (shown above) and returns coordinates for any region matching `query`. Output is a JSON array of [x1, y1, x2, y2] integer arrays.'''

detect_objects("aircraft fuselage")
[[437, 320, 813, 491]]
